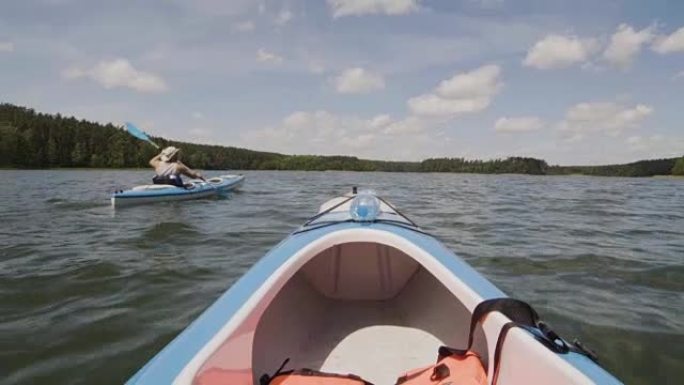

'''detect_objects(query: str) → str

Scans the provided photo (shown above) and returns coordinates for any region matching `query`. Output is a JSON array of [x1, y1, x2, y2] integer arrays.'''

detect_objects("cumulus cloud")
[[471, 0, 504, 8], [367, 114, 426, 135], [495, 116, 545, 133], [557, 102, 653, 138], [232, 20, 255, 32], [603, 24, 655, 69], [308, 62, 326, 74], [369, 114, 392, 128], [334, 67, 385, 94], [435, 64, 502, 99], [381, 116, 426, 135], [408, 64, 502, 117], [256, 48, 284, 64], [63, 58, 168, 93], [652, 26, 684, 54], [240, 110, 446, 160], [275, 10, 293, 25], [624, 135, 684, 158], [523, 34, 599, 69], [242, 110, 380, 154], [408, 95, 490, 116], [328, 0, 421, 18], [0, 41, 15, 52]]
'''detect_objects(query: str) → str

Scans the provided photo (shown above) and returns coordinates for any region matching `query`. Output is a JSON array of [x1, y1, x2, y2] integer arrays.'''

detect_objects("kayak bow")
[[125, 190, 622, 385]]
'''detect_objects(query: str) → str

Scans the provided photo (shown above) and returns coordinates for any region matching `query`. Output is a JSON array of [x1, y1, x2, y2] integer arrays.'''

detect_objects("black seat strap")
[[259, 358, 290, 385], [491, 321, 516, 385], [469, 298, 599, 385], [463, 298, 540, 352]]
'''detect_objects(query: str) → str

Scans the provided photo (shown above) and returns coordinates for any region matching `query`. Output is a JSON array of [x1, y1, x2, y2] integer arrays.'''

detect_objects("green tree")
[[71, 142, 87, 166], [672, 157, 684, 176]]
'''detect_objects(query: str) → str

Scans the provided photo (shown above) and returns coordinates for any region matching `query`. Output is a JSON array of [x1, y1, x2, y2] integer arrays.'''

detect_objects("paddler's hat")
[[160, 146, 180, 162]]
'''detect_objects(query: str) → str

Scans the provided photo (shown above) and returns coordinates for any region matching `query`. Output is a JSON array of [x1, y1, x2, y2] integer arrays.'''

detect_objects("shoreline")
[[1, 167, 682, 178]]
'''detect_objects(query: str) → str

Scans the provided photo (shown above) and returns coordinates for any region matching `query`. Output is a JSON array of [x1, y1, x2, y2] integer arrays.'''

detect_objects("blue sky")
[[1, 0, 683, 165]]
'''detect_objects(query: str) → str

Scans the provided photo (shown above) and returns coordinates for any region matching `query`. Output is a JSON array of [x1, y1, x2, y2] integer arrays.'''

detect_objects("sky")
[[1, 0, 683, 165]]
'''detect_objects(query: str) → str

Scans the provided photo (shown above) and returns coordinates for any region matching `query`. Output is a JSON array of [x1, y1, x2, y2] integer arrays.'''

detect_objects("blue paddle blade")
[[125, 122, 159, 148], [125, 122, 151, 141]]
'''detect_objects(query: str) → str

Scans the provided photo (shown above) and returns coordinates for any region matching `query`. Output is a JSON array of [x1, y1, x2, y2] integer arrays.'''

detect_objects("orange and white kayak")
[[126, 190, 622, 385]]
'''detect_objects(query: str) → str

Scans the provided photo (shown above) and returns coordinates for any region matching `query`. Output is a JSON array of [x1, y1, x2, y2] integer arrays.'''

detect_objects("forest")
[[1, 103, 682, 177]]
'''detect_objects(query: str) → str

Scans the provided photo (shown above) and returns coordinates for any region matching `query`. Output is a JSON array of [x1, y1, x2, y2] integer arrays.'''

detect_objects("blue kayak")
[[126, 190, 622, 385], [111, 174, 244, 207]]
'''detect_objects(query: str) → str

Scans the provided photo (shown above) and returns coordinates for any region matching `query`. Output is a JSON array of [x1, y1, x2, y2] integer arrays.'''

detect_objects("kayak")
[[126, 189, 622, 385], [111, 174, 244, 207]]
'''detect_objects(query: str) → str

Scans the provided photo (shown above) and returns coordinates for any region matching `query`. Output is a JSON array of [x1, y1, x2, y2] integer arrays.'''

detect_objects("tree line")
[[1, 103, 682, 176]]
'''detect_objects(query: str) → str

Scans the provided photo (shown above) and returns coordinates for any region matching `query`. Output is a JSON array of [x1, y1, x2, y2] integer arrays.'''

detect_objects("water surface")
[[1, 170, 682, 385]]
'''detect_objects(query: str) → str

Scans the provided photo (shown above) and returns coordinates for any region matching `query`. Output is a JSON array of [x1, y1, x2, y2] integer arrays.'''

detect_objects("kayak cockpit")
[[187, 231, 491, 385], [251, 242, 485, 385]]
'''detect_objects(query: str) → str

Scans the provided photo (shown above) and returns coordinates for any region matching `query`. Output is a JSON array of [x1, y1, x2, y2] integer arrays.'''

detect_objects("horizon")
[[1, 1, 683, 165]]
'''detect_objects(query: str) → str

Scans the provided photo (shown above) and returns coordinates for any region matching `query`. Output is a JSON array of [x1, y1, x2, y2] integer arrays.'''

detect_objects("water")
[[1, 170, 682, 385]]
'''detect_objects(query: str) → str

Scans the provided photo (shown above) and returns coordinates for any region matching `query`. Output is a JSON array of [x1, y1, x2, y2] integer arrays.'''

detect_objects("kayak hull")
[[111, 174, 244, 208], [125, 192, 622, 385]]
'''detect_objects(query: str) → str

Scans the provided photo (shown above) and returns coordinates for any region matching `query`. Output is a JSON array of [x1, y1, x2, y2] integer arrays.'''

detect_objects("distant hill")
[[0, 103, 682, 176]]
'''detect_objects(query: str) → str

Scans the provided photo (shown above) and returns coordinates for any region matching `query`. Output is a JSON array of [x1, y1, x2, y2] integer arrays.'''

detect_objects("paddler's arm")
[[149, 154, 162, 168], [177, 162, 205, 181]]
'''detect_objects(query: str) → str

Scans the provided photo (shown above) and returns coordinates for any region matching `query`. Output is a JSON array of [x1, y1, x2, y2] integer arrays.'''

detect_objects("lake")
[[1, 170, 682, 385]]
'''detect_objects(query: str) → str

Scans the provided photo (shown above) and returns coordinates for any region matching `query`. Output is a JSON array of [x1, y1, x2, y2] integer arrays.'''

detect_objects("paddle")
[[124, 122, 159, 149]]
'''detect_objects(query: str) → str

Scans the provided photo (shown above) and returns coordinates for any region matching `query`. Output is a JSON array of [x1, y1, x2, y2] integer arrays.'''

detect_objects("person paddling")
[[149, 146, 204, 187]]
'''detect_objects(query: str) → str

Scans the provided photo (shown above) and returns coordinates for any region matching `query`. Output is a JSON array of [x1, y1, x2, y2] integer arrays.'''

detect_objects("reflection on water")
[[1, 170, 682, 385]]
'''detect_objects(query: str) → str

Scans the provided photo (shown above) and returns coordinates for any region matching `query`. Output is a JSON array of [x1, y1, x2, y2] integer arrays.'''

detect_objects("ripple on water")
[[0, 170, 682, 385]]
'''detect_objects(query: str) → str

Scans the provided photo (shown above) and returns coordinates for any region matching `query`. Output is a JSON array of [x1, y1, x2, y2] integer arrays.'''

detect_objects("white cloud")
[[187, 126, 214, 143], [495, 116, 545, 133], [408, 64, 502, 117], [523, 34, 599, 69], [471, 0, 504, 8], [232, 20, 255, 32], [0, 41, 15, 52], [275, 10, 293, 25], [436, 64, 502, 99], [558, 102, 653, 137], [674, 70, 684, 80], [366, 113, 426, 135], [652, 26, 684, 54], [309, 62, 326, 74], [242, 110, 378, 154], [334, 67, 385, 94], [240, 111, 447, 160], [63, 58, 168, 93], [179, 0, 255, 16], [625, 135, 684, 158], [626, 135, 643, 145], [340, 133, 378, 149], [328, 0, 421, 18], [256, 48, 283, 64], [381, 116, 426, 134], [369, 114, 392, 128], [408, 94, 490, 116], [603, 24, 655, 69]]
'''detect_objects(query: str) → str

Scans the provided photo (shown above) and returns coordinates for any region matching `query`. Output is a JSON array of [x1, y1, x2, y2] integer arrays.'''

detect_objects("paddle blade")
[[125, 122, 159, 148]]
